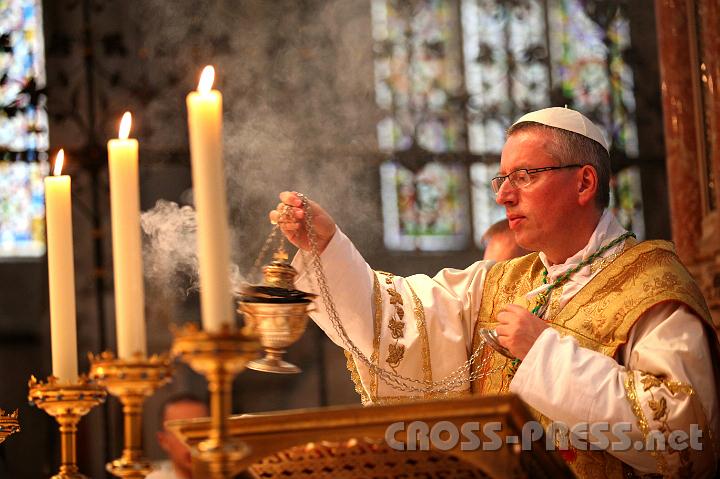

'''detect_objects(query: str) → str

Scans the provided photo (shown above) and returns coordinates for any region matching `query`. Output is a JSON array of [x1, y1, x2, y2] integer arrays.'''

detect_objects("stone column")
[[655, 0, 720, 325]]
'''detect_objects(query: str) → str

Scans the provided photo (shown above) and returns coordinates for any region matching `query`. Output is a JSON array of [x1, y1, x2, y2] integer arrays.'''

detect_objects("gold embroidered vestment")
[[471, 240, 714, 478]]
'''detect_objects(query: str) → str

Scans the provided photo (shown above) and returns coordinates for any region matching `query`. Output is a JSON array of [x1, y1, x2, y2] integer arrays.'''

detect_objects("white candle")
[[45, 150, 79, 382], [108, 112, 147, 359], [186, 66, 234, 333]]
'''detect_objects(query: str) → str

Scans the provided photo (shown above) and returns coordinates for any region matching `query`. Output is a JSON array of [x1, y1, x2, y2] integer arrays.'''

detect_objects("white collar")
[[526, 210, 627, 299]]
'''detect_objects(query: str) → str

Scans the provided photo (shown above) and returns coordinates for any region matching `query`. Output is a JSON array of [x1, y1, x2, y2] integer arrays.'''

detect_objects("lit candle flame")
[[53, 149, 65, 176], [119, 112, 132, 140], [198, 66, 215, 94]]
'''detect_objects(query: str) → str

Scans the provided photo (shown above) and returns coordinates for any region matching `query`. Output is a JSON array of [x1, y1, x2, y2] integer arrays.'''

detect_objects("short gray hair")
[[507, 121, 611, 209]]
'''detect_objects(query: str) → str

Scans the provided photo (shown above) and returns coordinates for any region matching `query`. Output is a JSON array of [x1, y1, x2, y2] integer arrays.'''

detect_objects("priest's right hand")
[[269, 191, 337, 254]]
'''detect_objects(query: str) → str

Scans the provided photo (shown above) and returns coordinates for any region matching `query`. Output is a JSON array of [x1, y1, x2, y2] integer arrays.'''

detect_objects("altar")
[[168, 395, 573, 478]]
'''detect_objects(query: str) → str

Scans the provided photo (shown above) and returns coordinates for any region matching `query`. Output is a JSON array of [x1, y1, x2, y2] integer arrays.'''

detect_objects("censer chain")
[[298, 195, 500, 395], [250, 224, 281, 282]]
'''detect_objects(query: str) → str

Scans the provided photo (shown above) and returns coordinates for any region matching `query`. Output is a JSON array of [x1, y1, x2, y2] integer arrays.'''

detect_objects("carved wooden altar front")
[[168, 394, 573, 478]]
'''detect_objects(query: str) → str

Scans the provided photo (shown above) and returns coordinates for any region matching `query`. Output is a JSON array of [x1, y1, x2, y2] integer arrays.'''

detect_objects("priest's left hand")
[[495, 304, 549, 360]]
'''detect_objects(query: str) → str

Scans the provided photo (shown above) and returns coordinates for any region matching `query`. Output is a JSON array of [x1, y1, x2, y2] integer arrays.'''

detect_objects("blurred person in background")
[[480, 218, 530, 261], [147, 393, 208, 479]]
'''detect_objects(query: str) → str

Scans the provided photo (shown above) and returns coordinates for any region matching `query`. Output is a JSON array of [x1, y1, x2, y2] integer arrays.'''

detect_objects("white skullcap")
[[511, 107, 609, 152]]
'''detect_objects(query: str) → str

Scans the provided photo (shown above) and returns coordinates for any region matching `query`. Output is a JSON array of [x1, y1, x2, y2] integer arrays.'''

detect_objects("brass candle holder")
[[28, 375, 107, 479], [171, 322, 260, 479], [89, 351, 173, 478], [0, 408, 20, 444]]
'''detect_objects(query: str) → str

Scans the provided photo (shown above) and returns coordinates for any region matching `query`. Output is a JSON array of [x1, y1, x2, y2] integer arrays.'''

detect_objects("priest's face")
[[496, 130, 582, 254]]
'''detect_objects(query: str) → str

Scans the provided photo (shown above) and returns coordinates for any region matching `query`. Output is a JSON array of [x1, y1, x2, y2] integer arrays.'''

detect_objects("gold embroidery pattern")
[[345, 273, 384, 404], [376, 270, 395, 286], [370, 273, 382, 401], [566, 251, 683, 343], [374, 389, 471, 405], [545, 289, 562, 321], [624, 372, 651, 438], [543, 240, 631, 322], [639, 372, 695, 477], [640, 374, 694, 398], [588, 238, 634, 275], [361, 271, 448, 403], [387, 317, 404, 339], [550, 242, 711, 355], [472, 255, 547, 395], [344, 350, 370, 405], [386, 343, 405, 369], [408, 283, 433, 390], [379, 272, 406, 371], [624, 372, 666, 475]]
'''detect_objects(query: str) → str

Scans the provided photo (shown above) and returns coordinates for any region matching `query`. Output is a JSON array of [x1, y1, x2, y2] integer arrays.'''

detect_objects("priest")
[[269, 107, 719, 478]]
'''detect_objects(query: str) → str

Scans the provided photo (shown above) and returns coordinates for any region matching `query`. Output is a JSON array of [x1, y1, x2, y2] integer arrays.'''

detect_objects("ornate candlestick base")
[[89, 351, 173, 478], [171, 323, 260, 479], [0, 408, 20, 444], [28, 375, 106, 479]]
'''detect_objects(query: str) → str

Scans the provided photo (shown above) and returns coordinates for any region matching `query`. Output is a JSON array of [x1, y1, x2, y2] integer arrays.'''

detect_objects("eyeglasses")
[[490, 164, 583, 194]]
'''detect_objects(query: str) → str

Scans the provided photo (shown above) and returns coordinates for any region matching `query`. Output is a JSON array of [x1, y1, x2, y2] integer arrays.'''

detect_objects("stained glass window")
[[548, 0, 638, 156], [0, 0, 48, 152], [461, 0, 638, 157], [374, 0, 641, 251], [372, 0, 466, 154], [0, 157, 48, 257], [609, 166, 644, 240], [461, 0, 550, 154], [380, 161, 470, 251], [0, 0, 48, 257], [470, 162, 505, 248]]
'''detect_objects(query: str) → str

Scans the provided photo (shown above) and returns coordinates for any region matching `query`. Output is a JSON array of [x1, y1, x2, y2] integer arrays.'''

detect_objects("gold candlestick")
[[0, 408, 20, 444], [28, 375, 106, 479], [171, 323, 260, 479], [89, 351, 173, 478]]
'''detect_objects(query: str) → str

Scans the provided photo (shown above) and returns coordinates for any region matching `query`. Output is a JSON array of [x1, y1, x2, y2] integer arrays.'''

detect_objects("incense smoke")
[[141, 199, 243, 297], [135, 0, 383, 293]]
